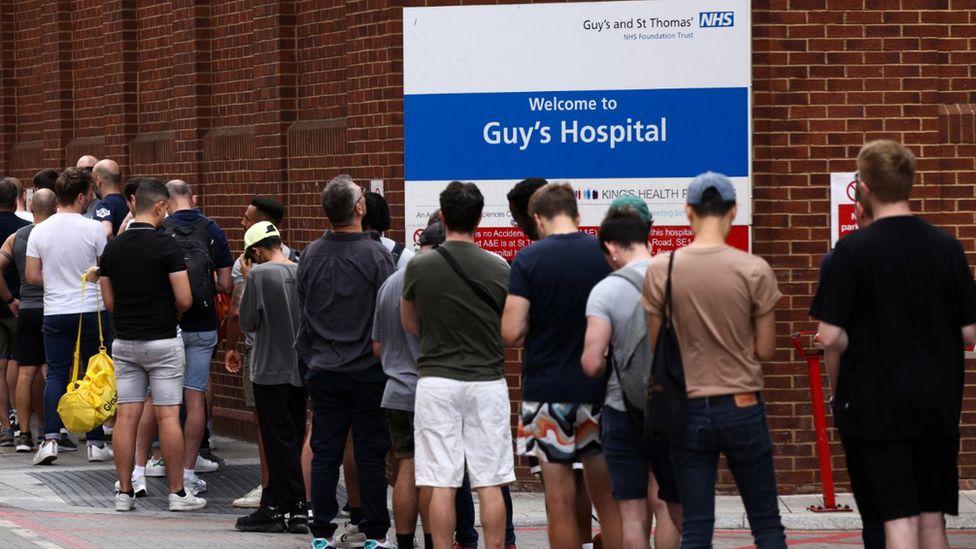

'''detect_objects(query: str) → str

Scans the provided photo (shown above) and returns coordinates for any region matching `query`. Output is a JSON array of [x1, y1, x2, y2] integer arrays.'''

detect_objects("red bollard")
[[791, 331, 852, 513]]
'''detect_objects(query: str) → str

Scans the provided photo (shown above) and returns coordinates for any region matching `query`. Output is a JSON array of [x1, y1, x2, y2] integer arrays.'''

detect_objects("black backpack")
[[162, 217, 217, 316], [608, 267, 652, 429]]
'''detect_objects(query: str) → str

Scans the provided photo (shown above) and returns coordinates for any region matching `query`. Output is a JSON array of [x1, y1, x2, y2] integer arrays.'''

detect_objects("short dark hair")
[[0, 178, 18, 210], [690, 187, 735, 217], [123, 179, 140, 202], [598, 209, 650, 255], [321, 174, 360, 227], [251, 235, 282, 251], [251, 196, 285, 225], [32, 169, 59, 191], [134, 178, 169, 214], [507, 177, 547, 241], [439, 181, 484, 234], [362, 192, 391, 233], [55, 167, 93, 206], [528, 182, 578, 220]]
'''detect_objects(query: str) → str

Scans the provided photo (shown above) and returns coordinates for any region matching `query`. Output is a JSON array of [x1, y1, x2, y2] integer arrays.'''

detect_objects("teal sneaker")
[[364, 539, 396, 549], [311, 538, 336, 549]]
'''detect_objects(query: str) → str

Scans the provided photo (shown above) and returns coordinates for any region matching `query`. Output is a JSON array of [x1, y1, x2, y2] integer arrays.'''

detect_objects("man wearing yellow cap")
[[230, 221, 307, 534]]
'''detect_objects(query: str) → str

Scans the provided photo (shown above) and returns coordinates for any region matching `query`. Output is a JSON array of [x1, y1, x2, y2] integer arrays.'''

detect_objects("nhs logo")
[[699, 11, 734, 28]]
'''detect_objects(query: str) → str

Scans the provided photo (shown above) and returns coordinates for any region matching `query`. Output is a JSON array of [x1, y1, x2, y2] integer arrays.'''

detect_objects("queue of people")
[[0, 138, 969, 549]]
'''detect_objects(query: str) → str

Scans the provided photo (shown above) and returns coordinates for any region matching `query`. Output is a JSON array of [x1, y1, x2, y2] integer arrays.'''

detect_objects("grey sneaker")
[[58, 431, 77, 452], [15, 431, 34, 453], [0, 428, 14, 447], [115, 491, 136, 512], [169, 491, 207, 511]]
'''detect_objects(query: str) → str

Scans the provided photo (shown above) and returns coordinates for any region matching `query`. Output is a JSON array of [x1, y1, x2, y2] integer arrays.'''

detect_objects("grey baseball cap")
[[686, 171, 736, 205]]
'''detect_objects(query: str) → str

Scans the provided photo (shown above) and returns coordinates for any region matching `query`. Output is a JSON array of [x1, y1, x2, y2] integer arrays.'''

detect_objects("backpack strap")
[[391, 241, 406, 265], [434, 246, 502, 315]]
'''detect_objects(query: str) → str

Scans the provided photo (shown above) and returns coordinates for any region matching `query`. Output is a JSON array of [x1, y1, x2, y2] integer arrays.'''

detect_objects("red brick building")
[[1, 0, 975, 493]]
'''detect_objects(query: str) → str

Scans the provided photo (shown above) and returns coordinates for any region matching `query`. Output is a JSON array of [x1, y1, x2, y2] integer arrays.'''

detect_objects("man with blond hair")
[[813, 140, 976, 549]]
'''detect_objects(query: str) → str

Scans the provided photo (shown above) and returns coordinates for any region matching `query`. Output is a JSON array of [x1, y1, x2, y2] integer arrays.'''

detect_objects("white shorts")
[[414, 376, 515, 489]]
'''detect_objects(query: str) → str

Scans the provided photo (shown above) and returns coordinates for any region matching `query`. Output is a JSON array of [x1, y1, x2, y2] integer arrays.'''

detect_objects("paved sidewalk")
[[1, 435, 976, 548]]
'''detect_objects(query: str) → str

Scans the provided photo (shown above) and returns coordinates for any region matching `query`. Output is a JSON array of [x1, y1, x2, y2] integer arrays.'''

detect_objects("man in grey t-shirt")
[[231, 221, 308, 534], [581, 205, 681, 549]]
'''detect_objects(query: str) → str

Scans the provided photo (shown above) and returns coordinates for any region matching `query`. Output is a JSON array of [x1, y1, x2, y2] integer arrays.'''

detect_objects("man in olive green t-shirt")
[[401, 181, 513, 549]]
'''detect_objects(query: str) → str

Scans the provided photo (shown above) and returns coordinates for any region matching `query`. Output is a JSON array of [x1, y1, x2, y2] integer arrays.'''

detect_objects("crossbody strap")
[[434, 246, 502, 315], [663, 250, 675, 327]]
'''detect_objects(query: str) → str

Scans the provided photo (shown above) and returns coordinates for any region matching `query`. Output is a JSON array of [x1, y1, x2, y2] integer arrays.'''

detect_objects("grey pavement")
[[0, 436, 975, 547]]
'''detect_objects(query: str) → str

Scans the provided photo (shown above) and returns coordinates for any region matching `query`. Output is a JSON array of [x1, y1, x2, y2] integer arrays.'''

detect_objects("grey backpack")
[[608, 267, 652, 427]]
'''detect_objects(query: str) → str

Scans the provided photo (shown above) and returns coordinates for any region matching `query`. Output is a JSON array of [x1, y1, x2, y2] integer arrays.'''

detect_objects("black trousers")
[[307, 365, 391, 540], [252, 382, 308, 512]]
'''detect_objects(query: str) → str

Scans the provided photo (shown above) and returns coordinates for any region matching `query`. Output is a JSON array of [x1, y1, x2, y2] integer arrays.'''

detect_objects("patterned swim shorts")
[[517, 401, 602, 464]]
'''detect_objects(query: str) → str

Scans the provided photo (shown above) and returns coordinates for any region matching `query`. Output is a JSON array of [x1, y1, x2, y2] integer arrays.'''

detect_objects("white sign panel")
[[830, 172, 858, 246], [403, 0, 752, 259]]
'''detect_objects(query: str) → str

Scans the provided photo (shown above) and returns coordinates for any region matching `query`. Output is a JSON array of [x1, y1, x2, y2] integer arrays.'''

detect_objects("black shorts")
[[15, 308, 44, 366], [842, 434, 959, 523], [600, 406, 680, 503]]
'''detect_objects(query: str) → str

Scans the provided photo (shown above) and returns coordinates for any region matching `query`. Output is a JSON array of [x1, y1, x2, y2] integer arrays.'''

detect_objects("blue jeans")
[[43, 312, 112, 441], [670, 394, 786, 549], [307, 365, 391, 540], [455, 471, 516, 547], [180, 330, 217, 392]]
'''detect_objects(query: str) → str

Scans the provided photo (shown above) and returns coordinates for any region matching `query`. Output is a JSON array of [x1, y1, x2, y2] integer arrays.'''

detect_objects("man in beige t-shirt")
[[641, 171, 786, 549]]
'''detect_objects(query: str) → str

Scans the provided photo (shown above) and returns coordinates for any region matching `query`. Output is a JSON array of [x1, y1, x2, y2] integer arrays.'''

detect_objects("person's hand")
[[239, 254, 252, 279], [83, 266, 99, 283], [7, 298, 19, 318], [225, 349, 242, 373]]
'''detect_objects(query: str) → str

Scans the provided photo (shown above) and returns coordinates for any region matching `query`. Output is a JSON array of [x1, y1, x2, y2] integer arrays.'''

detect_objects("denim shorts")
[[181, 330, 217, 392], [600, 406, 680, 503], [114, 337, 185, 406]]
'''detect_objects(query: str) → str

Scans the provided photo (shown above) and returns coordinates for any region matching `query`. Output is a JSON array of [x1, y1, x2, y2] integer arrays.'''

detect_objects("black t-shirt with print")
[[811, 216, 976, 439], [99, 223, 187, 340]]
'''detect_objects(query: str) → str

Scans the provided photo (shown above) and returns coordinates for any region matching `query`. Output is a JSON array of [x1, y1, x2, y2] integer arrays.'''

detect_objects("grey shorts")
[[113, 337, 185, 406]]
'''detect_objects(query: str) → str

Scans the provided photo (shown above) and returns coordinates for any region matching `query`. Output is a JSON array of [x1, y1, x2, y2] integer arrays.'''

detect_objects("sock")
[[183, 468, 194, 478], [582, 544, 594, 549], [121, 489, 134, 497], [424, 533, 434, 549], [176, 489, 187, 497], [133, 465, 145, 478], [397, 534, 415, 549], [349, 506, 362, 525]]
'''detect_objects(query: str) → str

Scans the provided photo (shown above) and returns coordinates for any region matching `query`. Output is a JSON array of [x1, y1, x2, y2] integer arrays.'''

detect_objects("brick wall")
[[1, 0, 975, 493]]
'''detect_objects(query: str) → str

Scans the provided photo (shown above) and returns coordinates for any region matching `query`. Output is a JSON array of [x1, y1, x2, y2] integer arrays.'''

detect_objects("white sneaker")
[[232, 485, 262, 508], [184, 473, 207, 495], [114, 475, 148, 498], [32, 440, 57, 466], [336, 522, 367, 546], [115, 491, 135, 512], [145, 457, 167, 477], [87, 443, 114, 462], [168, 491, 207, 511], [194, 454, 219, 473]]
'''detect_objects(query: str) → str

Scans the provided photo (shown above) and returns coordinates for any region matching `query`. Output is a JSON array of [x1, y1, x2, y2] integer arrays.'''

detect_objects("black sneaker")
[[59, 432, 78, 452], [287, 501, 309, 534], [235, 506, 287, 533], [15, 431, 34, 453]]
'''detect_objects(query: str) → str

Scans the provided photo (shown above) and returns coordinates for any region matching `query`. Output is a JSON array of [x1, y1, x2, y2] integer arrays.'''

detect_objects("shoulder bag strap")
[[434, 246, 502, 315], [663, 250, 675, 327], [68, 275, 86, 390]]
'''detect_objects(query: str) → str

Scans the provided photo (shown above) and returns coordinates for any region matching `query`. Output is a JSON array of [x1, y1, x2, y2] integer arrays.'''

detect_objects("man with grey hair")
[[91, 160, 127, 240], [299, 174, 395, 549], [157, 179, 233, 495]]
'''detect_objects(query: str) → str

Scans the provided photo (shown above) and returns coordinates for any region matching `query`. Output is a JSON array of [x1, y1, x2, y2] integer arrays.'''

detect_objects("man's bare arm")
[[501, 295, 530, 347]]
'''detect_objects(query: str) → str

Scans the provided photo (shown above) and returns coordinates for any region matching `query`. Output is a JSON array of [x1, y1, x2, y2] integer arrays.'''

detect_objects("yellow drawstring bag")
[[57, 274, 117, 433]]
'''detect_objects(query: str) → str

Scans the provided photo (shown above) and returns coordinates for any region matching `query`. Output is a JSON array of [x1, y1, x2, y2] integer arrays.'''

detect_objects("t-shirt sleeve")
[[507, 254, 531, 298], [209, 223, 234, 269], [751, 260, 782, 317], [810, 244, 856, 327], [951, 241, 976, 327], [99, 247, 114, 278], [93, 201, 112, 223], [165, 239, 187, 273], [641, 257, 665, 317], [93, 221, 107, 257], [231, 257, 243, 284], [239, 272, 261, 332], [585, 279, 613, 322], [372, 284, 386, 343], [402, 257, 418, 301], [25, 227, 39, 259]]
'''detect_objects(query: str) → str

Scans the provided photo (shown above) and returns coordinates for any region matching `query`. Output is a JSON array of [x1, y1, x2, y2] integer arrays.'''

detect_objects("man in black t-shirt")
[[96, 178, 206, 513], [812, 140, 976, 548], [91, 159, 128, 240]]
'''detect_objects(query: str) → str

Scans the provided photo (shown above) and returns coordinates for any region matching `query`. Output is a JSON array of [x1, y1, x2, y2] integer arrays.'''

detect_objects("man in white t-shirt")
[[25, 167, 113, 466]]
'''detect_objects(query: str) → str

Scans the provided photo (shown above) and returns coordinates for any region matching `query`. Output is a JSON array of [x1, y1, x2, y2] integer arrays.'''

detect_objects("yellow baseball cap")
[[244, 221, 281, 251]]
